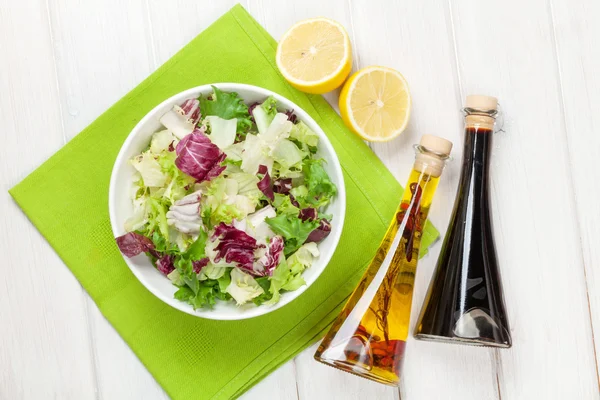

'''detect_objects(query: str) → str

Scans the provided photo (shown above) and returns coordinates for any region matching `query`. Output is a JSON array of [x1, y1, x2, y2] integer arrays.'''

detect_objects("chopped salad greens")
[[115, 86, 337, 309]]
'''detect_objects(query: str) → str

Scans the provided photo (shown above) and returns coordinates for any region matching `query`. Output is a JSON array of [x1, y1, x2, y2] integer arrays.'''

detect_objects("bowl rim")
[[108, 82, 346, 320]]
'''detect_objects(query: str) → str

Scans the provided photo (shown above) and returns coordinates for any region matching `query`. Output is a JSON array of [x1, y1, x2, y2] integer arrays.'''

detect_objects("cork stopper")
[[420, 134, 453, 157], [465, 95, 498, 111], [464, 95, 498, 130], [414, 135, 453, 177]]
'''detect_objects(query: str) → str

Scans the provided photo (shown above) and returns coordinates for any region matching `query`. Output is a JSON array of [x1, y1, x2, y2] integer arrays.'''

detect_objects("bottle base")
[[313, 356, 400, 387], [414, 333, 511, 349]]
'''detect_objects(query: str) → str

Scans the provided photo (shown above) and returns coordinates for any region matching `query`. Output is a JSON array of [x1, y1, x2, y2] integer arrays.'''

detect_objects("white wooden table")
[[2, 1, 600, 399]]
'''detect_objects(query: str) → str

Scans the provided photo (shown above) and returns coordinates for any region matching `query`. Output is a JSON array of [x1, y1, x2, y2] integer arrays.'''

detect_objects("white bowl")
[[109, 83, 346, 320]]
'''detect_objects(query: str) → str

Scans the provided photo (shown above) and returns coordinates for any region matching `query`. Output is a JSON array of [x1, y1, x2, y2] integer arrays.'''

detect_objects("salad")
[[115, 86, 337, 309]]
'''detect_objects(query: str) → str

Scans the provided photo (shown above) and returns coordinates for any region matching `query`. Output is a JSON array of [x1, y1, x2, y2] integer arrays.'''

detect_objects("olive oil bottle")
[[314, 135, 452, 385]]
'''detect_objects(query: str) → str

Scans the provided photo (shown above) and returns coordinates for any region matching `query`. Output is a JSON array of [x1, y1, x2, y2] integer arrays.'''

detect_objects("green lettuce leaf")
[[228, 172, 262, 200], [287, 243, 319, 274], [261, 96, 278, 118], [198, 264, 227, 280], [241, 133, 274, 175], [273, 193, 300, 216], [289, 185, 309, 206], [290, 121, 319, 147], [131, 152, 168, 188], [265, 258, 307, 305], [264, 243, 318, 305], [218, 269, 232, 292], [170, 231, 208, 292], [180, 279, 231, 309], [272, 139, 307, 178], [147, 198, 170, 240], [265, 213, 319, 255], [252, 276, 274, 305], [199, 175, 259, 226], [183, 230, 208, 260], [150, 129, 178, 154], [172, 232, 232, 310], [174, 286, 194, 301], [281, 273, 306, 291], [226, 268, 265, 305], [300, 159, 337, 208], [199, 86, 252, 133]]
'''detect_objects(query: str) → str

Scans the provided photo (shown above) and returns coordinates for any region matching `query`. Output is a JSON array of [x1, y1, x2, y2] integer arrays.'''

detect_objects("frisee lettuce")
[[299, 158, 337, 208], [290, 121, 319, 147]]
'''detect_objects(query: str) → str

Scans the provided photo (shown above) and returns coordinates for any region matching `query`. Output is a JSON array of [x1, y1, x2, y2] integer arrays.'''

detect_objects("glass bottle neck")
[[461, 109, 496, 171], [463, 107, 497, 131], [412, 147, 449, 178], [458, 125, 493, 194]]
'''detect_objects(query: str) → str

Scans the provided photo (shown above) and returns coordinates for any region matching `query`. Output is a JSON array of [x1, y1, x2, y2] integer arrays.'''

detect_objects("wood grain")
[[1, 0, 599, 399], [0, 1, 97, 399], [450, 0, 599, 398], [550, 0, 600, 384], [44, 1, 168, 398]]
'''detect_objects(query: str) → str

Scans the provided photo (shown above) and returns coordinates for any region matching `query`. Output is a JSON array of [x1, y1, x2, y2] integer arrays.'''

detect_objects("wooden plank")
[[449, 0, 600, 398], [145, 0, 248, 67], [550, 0, 600, 385], [46, 0, 154, 138], [347, 1, 501, 399], [243, 360, 298, 400], [0, 2, 96, 399], [44, 1, 168, 398], [246, 1, 398, 398], [5, 1, 599, 398]]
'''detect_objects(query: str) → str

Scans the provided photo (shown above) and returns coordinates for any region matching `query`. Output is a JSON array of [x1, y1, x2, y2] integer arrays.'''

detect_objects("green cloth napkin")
[[9, 5, 438, 399]]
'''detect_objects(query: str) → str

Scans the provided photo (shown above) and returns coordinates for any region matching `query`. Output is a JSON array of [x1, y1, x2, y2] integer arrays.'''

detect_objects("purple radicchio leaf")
[[156, 254, 175, 275], [175, 129, 226, 183], [160, 98, 202, 139], [273, 178, 292, 194], [255, 236, 284, 276], [211, 223, 258, 272], [299, 207, 318, 221], [257, 164, 274, 201], [193, 257, 210, 274], [285, 109, 298, 124], [115, 232, 155, 258], [177, 98, 201, 125], [288, 194, 300, 208], [248, 102, 261, 123], [306, 219, 332, 243]]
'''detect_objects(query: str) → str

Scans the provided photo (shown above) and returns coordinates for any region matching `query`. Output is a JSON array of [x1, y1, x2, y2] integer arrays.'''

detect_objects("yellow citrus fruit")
[[276, 18, 352, 94], [339, 66, 412, 142]]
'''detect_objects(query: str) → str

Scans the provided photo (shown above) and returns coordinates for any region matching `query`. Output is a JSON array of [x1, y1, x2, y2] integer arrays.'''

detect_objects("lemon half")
[[276, 18, 352, 94], [339, 66, 412, 142]]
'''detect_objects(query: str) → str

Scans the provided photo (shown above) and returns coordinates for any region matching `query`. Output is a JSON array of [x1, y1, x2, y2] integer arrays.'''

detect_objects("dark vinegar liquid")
[[415, 126, 511, 347]]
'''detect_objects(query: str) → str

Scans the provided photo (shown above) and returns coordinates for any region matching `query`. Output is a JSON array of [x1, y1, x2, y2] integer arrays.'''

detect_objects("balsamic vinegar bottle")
[[414, 95, 511, 348], [314, 135, 452, 385]]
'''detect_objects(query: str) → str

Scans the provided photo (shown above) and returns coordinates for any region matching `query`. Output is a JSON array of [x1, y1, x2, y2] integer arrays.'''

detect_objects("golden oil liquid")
[[314, 169, 440, 385]]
